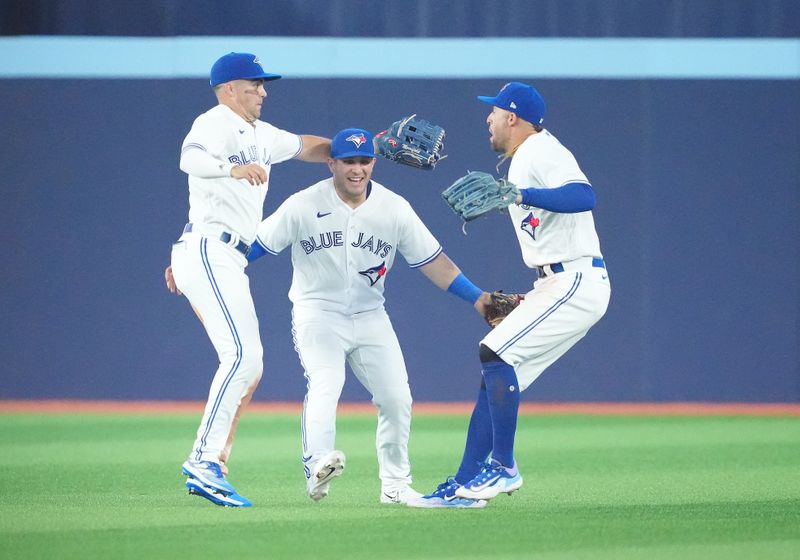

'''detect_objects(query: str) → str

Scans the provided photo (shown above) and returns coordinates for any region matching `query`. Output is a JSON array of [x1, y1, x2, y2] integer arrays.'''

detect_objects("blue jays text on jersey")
[[227, 145, 270, 166], [300, 229, 393, 258]]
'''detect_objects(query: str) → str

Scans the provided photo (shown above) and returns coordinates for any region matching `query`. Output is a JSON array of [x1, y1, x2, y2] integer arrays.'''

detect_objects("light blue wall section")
[[1, 36, 798, 79]]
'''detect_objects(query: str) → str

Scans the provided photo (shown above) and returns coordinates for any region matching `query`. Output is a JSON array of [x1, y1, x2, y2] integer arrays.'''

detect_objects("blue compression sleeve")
[[246, 239, 268, 262], [519, 182, 596, 213], [447, 273, 483, 304]]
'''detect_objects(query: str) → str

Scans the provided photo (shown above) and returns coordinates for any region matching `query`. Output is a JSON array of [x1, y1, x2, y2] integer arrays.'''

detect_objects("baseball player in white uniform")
[[248, 128, 489, 505], [164, 52, 331, 507], [413, 82, 611, 508]]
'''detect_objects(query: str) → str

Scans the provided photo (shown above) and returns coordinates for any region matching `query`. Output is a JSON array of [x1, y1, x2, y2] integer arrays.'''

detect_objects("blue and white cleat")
[[455, 460, 523, 501], [186, 477, 252, 507], [182, 460, 238, 495], [406, 477, 487, 509]]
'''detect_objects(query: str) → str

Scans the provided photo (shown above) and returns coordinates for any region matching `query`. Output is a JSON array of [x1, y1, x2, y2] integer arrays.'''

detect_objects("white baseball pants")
[[171, 232, 263, 463], [482, 258, 611, 391], [292, 306, 413, 488]]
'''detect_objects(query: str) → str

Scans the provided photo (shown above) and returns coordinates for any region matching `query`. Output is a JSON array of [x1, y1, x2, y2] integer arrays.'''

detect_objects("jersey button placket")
[[344, 216, 355, 312]]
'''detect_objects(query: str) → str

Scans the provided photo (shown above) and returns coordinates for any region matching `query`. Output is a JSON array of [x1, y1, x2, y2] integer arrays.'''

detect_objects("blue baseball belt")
[[536, 257, 605, 276], [183, 223, 251, 257]]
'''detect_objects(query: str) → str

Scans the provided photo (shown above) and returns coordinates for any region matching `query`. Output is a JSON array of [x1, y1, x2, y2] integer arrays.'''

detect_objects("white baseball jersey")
[[255, 177, 441, 492], [482, 128, 610, 392], [255, 178, 442, 314], [506, 129, 602, 267], [172, 104, 301, 468], [181, 104, 302, 243]]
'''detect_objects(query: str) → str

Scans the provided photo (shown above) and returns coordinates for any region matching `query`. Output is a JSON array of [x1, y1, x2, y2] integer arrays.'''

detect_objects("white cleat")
[[307, 450, 346, 502], [380, 485, 425, 505]]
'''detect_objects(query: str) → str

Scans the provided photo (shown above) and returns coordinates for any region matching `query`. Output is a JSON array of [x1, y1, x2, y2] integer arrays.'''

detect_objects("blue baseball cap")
[[477, 82, 546, 125], [330, 128, 375, 159], [210, 52, 281, 87]]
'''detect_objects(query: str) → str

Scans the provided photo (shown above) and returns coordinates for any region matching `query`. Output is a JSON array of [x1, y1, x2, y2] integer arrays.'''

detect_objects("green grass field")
[[1, 412, 798, 559]]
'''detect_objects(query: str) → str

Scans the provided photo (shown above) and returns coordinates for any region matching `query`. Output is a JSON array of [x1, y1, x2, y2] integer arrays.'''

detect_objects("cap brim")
[[477, 95, 499, 106], [245, 73, 282, 81], [333, 151, 375, 159]]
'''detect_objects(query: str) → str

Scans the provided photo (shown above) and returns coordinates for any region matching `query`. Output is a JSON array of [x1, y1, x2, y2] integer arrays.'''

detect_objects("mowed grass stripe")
[[0, 414, 798, 560]]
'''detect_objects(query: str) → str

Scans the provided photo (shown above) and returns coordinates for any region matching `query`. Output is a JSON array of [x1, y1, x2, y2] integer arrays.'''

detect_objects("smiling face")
[[328, 156, 376, 207]]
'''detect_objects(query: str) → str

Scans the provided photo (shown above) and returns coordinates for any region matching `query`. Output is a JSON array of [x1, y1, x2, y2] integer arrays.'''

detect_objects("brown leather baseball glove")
[[485, 291, 524, 328]]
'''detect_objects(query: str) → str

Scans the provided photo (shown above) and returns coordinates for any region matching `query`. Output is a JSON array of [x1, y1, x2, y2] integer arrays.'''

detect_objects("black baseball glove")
[[375, 115, 446, 170]]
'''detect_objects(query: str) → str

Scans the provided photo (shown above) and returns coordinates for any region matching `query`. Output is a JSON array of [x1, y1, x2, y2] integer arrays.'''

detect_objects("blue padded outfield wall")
[[0, 1, 798, 403]]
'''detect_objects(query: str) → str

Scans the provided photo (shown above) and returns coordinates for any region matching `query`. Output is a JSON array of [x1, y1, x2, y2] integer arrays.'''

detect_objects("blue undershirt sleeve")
[[519, 182, 596, 213]]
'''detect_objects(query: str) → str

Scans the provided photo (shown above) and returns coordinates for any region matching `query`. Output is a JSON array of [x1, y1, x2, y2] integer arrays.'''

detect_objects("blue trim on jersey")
[[1, 37, 797, 79], [495, 273, 582, 356], [408, 245, 443, 268], [519, 182, 595, 213], [292, 135, 304, 160], [195, 238, 244, 460], [181, 143, 206, 154], [253, 235, 279, 257]]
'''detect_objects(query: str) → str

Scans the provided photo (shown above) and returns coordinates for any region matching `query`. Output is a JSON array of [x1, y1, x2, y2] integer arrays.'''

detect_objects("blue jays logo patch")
[[520, 211, 540, 240], [346, 133, 367, 148], [359, 261, 387, 286]]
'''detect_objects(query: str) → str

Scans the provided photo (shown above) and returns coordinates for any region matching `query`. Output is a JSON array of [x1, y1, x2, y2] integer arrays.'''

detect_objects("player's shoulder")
[[191, 104, 236, 128], [292, 177, 333, 201], [253, 118, 282, 133], [522, 129, 574, 158], [369, 180, 402, 201]]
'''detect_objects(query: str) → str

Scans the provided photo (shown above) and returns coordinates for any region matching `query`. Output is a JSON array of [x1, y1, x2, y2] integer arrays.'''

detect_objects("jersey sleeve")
[[255, 195, 299, 254], [396, 200, 442, 268], [181, 113, 227, 161], [263, 123, 303, 165], [531, 140, 590, 189]]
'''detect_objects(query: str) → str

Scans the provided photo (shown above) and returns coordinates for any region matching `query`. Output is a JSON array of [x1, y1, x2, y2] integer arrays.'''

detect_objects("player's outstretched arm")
[[418, 253, 488, 317], [296, 135, 331, 162]]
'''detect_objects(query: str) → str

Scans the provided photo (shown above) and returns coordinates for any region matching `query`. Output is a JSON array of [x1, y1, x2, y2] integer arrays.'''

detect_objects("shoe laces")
[[430, 477, 458, 498], [473, 460, 503, 484]]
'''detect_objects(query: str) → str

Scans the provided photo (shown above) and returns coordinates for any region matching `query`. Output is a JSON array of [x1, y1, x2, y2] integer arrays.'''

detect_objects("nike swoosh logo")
[[383, 492, 398, 501], [466, 477, 499, 493], [317, 466, 336, 480], [238, 129, 245, 134], [316, 211, 332, 218], [601, 274, 608, 279]]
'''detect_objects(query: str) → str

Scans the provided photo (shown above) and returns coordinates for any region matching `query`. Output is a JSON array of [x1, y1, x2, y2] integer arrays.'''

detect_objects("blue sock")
[[454, 380, 493, 484], [482, 360, 519, 468]]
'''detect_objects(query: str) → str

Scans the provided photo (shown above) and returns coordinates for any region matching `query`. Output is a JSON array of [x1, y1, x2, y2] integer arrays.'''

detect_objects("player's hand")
[[474, 291, 491, 319], [231, 164, 267, 185], [165, 265, 181, 295]]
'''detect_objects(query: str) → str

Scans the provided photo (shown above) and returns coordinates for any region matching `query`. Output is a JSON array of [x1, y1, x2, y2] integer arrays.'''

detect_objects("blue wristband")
[[447, 273, 483, 304], [246, 240, 268, 262]]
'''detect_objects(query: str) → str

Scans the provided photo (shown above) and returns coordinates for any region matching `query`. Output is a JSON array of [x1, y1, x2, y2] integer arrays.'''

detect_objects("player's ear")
[[326, 158, 336, 173]]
